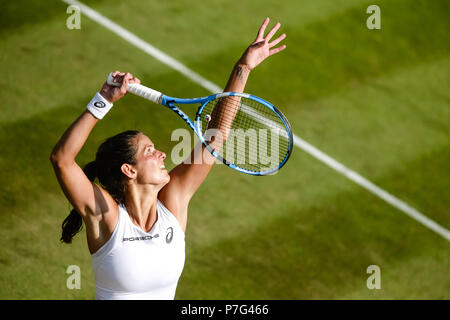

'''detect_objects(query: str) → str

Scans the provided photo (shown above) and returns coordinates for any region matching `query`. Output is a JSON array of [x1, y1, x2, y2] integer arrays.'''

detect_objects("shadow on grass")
[[178, 144, 450, 299], [0, 0, 104, 36]]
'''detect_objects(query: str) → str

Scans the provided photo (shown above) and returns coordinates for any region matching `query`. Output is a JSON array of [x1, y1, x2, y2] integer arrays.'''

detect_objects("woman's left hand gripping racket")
[[107, 72, 293, 175]]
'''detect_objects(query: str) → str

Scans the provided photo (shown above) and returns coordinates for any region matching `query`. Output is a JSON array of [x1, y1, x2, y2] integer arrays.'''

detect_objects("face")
[[130, 134, 169, 187]]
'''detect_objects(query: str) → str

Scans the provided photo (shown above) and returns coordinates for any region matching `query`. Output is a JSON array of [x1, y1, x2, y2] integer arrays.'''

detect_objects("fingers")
[[120, 72, 134, 94], [111, 71, 126, 85], [129, 76, 141, 84], [255, 17, 270, 41], [269, 33, 286, 48], [269, 44, 287, 56], [112, 72, 140, 84], [112, 70, 121, 76], [259, 19, 286, 56], [255, 18, 285, 47], [265, 22, 281, 42]]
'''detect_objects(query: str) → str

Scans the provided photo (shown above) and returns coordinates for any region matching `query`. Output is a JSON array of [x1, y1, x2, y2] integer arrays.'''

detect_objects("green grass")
[[0, 0, 449, 299]]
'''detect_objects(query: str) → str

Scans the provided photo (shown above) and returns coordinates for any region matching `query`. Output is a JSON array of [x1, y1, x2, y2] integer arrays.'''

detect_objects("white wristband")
[[86, 92, 113, 119]]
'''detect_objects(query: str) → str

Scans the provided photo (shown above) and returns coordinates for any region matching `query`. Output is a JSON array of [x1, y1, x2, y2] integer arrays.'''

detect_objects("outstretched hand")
[[238, 18, 287, 70]]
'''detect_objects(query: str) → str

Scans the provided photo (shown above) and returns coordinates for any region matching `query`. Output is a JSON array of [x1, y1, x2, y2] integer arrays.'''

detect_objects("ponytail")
[[60, 161, 97, 244], [60, 209, 83, 244]]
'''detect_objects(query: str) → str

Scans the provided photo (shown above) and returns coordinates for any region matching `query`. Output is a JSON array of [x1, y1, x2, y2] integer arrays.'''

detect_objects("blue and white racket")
[[107, 72, 293, 175]]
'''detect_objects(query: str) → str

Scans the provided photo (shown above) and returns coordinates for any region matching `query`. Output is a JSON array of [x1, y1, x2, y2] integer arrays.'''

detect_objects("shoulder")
[[157, 197, 187, 233]]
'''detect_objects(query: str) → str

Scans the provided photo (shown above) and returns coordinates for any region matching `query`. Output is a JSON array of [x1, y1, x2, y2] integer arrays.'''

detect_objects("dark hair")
[[60, 130, 142, 244]]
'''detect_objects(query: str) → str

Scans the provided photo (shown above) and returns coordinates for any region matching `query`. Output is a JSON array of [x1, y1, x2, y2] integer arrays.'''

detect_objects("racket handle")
[[106, 72, 162, 104], [127, 83, 163, 104]]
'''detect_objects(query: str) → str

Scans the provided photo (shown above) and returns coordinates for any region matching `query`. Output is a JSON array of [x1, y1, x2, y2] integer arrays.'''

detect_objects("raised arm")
[[50, 72, 137, 230], [159, 18, 286, 229], [207, 18, 287, 149]]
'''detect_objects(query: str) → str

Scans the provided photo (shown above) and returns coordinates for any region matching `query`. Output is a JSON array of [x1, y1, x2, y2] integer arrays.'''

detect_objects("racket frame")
[[106, 73, 292, 175], [161, 92, 293, 175]]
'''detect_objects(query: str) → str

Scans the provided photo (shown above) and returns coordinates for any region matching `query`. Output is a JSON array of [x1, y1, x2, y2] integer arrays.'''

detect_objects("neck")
[[124, 184, 160, 232]]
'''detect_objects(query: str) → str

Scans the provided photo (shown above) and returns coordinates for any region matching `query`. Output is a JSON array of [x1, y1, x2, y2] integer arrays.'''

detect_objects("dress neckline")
[[120, 202, 159, 234]]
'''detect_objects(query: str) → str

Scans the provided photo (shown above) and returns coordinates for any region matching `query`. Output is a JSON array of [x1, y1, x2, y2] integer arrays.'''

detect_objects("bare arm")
[[159, 18, 286, 230], [50, 72, 138, 229], [50, 110, 108, 217]]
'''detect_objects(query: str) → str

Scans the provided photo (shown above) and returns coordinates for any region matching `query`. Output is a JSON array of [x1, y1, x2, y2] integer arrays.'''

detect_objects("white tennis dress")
[[91, 199, 185, 300]]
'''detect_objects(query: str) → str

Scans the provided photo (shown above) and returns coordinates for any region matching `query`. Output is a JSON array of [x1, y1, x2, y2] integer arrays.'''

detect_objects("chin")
[[161, 173, 171, 185]]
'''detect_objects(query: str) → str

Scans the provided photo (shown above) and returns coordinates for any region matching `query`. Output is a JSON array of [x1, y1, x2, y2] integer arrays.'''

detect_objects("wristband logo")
[[94, 101, 106, 108]]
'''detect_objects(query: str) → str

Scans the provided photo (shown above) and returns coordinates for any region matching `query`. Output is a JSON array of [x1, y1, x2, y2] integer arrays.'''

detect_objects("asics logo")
[[94, 101, 106, 108], [166, 227, 173, 244]]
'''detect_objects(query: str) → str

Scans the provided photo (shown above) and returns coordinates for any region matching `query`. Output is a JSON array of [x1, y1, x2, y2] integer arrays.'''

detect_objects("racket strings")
[[203, 97, 281, 130], [200, 96, 290, 172]]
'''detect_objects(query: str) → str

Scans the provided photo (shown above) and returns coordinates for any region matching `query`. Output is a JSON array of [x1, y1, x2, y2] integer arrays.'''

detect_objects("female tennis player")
[[50, 18, 286, 300]]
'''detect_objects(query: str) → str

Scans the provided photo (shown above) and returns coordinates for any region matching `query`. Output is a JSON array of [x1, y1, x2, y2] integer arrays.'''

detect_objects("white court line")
[[63, 0, 450, 242]]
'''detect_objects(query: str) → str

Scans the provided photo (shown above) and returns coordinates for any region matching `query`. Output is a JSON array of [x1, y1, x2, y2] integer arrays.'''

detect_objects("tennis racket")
[[107, 72, 293, 175]]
